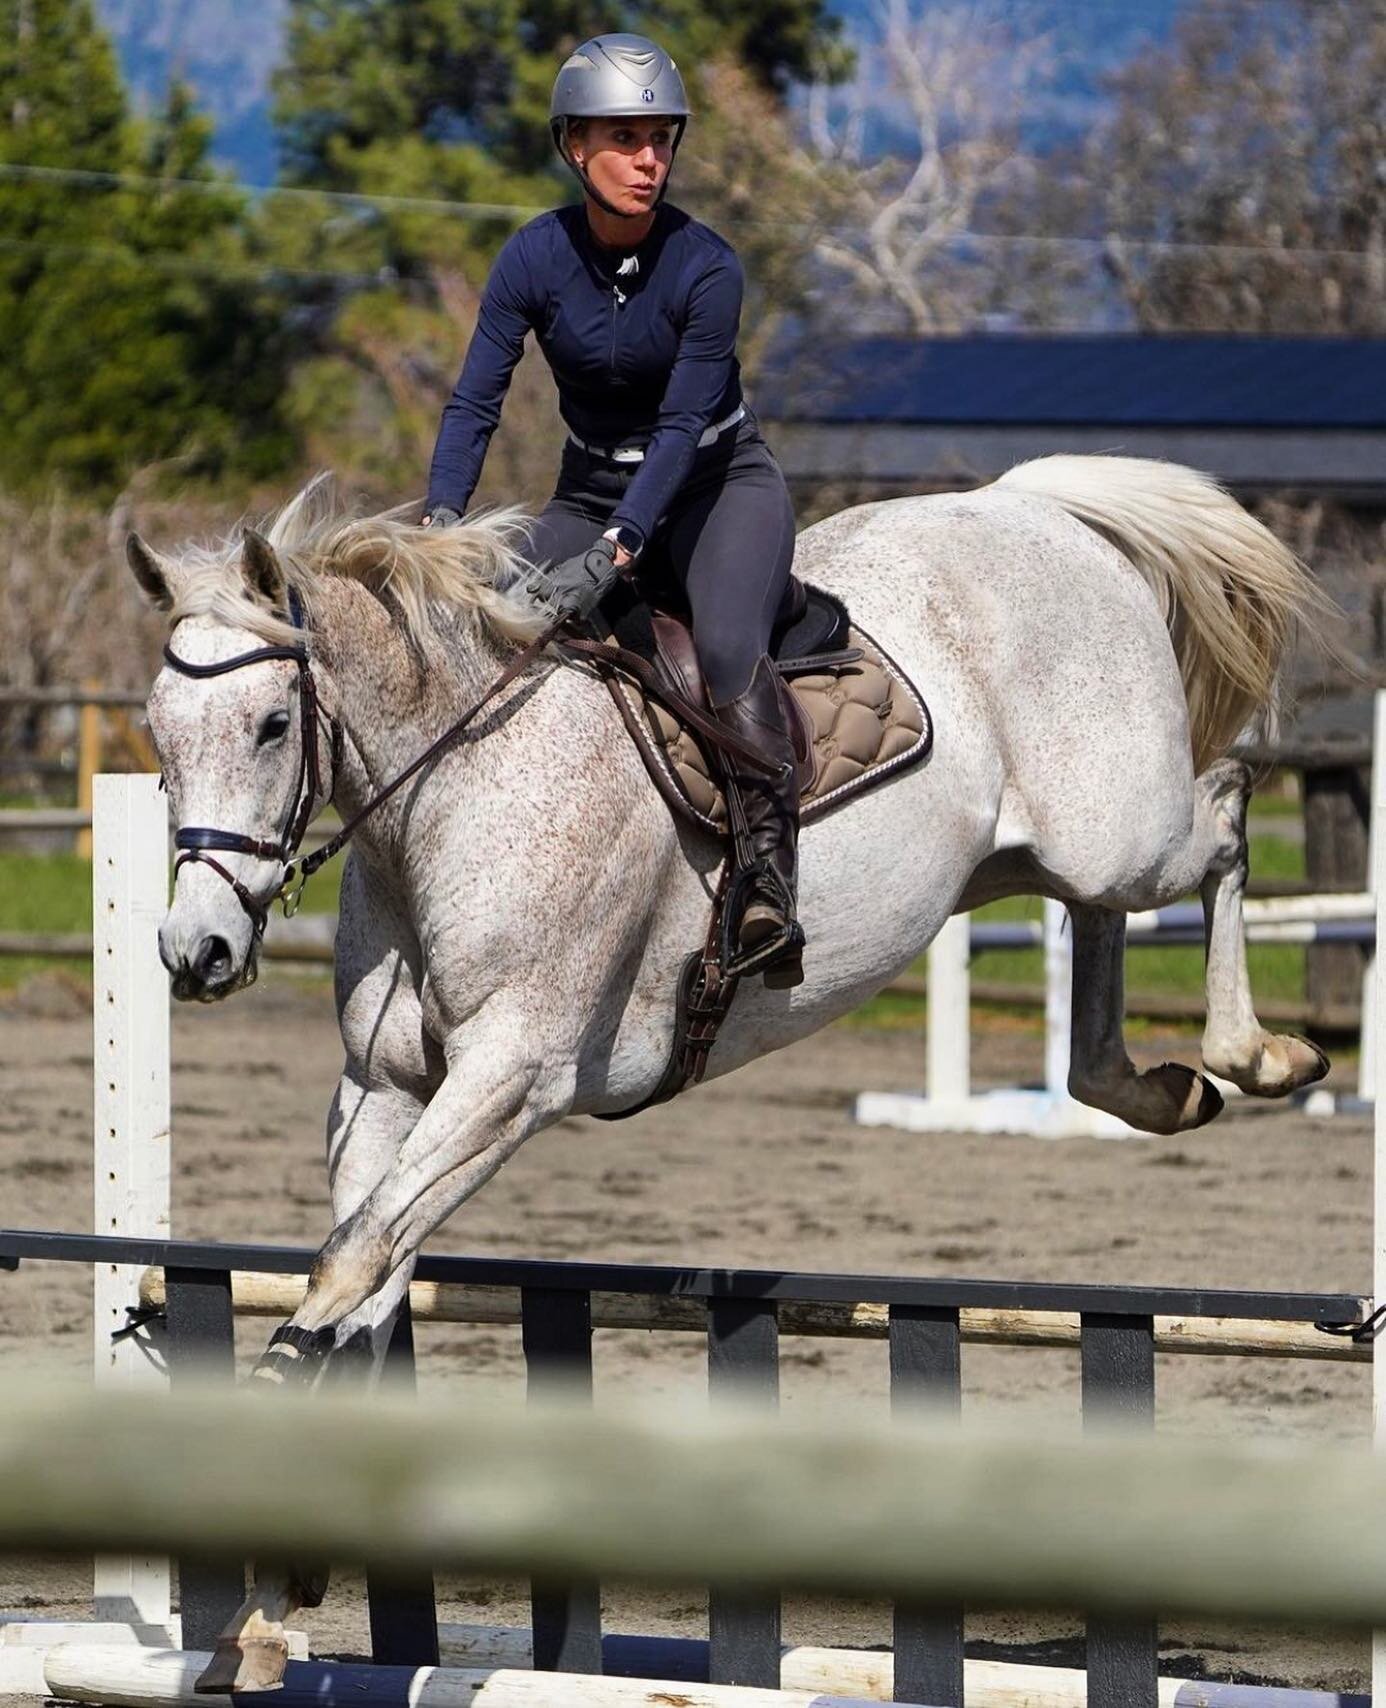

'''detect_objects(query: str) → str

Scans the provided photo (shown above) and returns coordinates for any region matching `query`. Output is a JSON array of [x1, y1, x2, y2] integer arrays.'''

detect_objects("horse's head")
[[127, 484, 542, 1003], [127, 525, 336, 1002]]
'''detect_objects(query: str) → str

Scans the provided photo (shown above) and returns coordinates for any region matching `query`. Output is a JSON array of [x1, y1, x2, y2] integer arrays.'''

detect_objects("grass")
[[846, 824, 1308, 1030], [0, 845, 342, 992], [0, 819, 1311, 1021]]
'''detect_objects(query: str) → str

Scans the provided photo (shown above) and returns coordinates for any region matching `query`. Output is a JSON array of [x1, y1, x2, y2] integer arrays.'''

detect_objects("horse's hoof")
[[1204, 1032, 1330, 1098], [1144, 1062, 1224, 1134], [195, 1636, 289, 1693], [1073, 1062, 1224, 1135]]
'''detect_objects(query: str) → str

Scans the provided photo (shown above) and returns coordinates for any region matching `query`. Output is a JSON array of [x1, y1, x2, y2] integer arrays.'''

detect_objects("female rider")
[[422, 32, 803, 984]]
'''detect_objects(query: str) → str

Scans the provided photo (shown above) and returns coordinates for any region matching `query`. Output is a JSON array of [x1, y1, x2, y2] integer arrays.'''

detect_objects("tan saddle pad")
[[599, 617, 932, 835]]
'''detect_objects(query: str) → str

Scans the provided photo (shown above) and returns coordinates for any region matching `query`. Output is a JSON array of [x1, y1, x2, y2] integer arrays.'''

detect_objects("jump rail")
[[0, 1224, 1369, 1708], [0, 773, 1376, 1708]]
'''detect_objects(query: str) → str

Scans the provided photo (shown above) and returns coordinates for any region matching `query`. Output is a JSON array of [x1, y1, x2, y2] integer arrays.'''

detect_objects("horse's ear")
[[126, 533, 176, 611], [241, 528, 285, 606]]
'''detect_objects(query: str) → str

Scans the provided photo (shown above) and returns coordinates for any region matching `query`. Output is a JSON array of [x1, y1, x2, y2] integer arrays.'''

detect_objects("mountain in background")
[[96, 0, 287, 180], [96, 0, 1180, 184]]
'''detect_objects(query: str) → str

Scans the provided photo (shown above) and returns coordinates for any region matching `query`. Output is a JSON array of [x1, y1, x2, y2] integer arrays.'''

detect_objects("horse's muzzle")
[[161, 930, 244, 1003]]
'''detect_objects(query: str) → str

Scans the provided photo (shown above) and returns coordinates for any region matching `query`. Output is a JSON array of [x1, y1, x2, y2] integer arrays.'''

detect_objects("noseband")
[[163, 588, 337, 938]]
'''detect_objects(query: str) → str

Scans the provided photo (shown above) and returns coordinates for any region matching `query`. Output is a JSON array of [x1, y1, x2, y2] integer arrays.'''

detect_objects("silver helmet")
[[549, 34, 690, 217]]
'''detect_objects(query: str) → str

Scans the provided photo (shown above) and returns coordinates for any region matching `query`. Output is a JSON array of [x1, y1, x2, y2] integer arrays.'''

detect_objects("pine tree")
[[264, 0, 847, 499], [0, 0, 293, 492]]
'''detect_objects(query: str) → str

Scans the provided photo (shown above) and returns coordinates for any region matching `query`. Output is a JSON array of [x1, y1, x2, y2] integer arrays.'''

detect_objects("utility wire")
[[0, 233, 389, 287], [0, 161, 546, 221], [0, 161, 1380, 264]]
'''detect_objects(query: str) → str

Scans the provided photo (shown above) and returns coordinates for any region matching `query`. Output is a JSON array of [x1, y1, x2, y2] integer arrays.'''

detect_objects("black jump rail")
[[0, 1227, 1368, 1708]]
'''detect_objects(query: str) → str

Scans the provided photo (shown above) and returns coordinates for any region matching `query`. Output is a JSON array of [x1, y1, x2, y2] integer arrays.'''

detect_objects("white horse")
[[127, 453, 1327, 1689]]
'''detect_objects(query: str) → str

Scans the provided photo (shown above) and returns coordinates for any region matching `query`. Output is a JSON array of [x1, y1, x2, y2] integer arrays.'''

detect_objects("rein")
[[163, 596, 785, 936]]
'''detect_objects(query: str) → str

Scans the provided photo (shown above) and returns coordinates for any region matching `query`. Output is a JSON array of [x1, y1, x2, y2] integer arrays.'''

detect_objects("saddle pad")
[[603, 622, 932, 835]]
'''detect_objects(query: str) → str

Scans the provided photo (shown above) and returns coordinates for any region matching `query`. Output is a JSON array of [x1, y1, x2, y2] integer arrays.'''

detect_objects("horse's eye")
[[258, 710, 291, 747]]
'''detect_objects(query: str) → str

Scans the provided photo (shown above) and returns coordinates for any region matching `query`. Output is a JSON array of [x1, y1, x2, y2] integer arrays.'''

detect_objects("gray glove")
[[526, 536, 620, 621], [423, 504, 463, 528]]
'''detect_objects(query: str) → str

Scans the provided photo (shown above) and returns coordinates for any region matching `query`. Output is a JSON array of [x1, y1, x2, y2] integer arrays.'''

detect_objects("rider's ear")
[[126, 533, 176, 611], [241, 528, 285, 606]]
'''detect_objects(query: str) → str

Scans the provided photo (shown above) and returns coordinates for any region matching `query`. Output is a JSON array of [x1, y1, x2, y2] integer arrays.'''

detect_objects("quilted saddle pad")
[[601, 621, 932, 835]]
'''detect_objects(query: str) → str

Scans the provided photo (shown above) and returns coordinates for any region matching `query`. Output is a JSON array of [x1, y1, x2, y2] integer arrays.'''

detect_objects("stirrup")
[[730, 920, 806, 987], [723, 863, 805, 985]]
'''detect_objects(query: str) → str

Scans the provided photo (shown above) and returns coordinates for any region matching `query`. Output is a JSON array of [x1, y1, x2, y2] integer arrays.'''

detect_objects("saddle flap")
[[649, 610, 708, 713]]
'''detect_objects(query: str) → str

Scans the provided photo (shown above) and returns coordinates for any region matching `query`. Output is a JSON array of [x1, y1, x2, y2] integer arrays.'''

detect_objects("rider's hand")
[[526, 536, 620, 621], [422, 504, 463, 528]]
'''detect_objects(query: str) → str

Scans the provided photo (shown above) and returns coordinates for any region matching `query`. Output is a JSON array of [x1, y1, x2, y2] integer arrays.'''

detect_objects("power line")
[[1, 160, 1382, 265], [0, 161, 546, 221], [0, 233, 388, 287]]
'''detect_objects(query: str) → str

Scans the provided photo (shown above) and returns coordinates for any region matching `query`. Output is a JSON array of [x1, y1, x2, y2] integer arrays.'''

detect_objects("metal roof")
[[758, 335, 1386, 430]]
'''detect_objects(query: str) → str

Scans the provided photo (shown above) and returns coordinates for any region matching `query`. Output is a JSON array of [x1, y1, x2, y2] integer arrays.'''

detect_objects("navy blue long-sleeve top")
[[426, 202, 745, 547]]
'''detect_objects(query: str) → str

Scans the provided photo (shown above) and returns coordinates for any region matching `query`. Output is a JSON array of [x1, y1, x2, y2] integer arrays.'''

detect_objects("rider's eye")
[[258, 711, 290, 747]]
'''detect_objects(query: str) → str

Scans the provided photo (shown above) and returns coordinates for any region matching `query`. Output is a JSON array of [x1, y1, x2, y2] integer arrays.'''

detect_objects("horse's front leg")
[[195, 1069, 432, 1693], [199, 1016, 559, 1682], [268, 1038, 551, 1349]]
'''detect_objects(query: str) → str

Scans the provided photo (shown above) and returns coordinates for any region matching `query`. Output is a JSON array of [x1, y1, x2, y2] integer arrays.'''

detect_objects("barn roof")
[[756, 335, 1386, 501], [759, 334, 1386, 429]]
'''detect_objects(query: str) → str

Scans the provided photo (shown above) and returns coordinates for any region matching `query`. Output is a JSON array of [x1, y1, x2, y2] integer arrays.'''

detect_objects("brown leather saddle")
[[565, 576, 932, 1118]]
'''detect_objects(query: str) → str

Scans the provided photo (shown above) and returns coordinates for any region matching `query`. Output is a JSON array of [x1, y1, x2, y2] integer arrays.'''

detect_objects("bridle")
[[162, 585, 786, 941], [163, 588, 338, 939]]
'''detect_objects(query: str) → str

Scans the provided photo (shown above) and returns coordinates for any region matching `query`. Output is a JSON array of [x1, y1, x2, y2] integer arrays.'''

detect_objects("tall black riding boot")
[[713, 653, 805, 987]]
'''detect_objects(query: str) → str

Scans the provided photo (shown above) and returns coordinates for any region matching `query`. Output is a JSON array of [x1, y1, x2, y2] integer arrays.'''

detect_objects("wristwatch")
[[602, 524, 645, 561]]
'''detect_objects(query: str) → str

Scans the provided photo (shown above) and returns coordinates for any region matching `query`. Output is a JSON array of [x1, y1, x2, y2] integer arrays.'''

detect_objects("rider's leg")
[[666, 438, 800, 979]]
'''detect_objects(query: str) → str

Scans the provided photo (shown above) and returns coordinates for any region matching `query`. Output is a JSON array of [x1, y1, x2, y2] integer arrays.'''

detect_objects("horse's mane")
[[164, 476, 547, 649]]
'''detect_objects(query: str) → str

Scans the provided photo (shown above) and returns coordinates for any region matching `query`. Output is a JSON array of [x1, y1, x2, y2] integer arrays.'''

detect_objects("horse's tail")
[[994, 454, 1331, 774]]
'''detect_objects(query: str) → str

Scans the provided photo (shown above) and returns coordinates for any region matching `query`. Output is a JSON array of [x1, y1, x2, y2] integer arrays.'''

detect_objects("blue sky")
[[96, 0, 1186, 183]]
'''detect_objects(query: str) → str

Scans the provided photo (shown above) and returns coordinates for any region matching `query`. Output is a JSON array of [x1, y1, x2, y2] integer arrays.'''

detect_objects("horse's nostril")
[[191, 935, 233, 986]]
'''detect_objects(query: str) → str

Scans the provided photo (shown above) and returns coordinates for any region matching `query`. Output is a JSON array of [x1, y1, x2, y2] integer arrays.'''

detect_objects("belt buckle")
[[612, 446, 644, 463]]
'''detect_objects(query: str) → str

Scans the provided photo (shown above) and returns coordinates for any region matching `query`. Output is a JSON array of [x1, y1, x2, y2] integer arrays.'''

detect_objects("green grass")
[[0, 826, 1311, 1018], [847, 826, 1308, 1030], [0, 847, 342, 991]]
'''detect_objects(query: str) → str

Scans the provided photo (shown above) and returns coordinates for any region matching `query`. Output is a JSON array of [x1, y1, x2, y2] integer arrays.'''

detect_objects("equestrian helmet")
[[550, 34, 690, 215]]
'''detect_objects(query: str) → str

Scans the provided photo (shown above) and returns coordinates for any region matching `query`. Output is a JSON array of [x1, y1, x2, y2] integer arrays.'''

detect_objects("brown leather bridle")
[[163, 589, 784, 939], [162, 588, 339, 939]]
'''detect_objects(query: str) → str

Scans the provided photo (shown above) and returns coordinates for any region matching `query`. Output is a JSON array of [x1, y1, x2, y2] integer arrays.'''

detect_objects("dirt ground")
[[0, 969, 1374, 1694]]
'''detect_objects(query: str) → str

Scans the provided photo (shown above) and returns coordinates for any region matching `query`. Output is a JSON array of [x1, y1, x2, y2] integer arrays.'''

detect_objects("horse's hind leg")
[[1067, 903, 1225, 1134], [1197, 759, 1329, 1096]]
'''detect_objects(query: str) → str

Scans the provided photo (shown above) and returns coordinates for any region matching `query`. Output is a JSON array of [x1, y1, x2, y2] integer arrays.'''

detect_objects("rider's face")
[[569, 116, 675, 217]]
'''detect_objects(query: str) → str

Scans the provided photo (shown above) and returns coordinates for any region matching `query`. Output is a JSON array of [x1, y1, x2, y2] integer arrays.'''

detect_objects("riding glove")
[[423, 504, 463, 528], [526, 537, 621, 621]]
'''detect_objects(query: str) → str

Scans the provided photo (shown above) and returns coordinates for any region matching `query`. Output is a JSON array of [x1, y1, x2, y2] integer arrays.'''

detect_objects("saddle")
[[565, 577, 932, 1119], [592, 577, 932, 833]]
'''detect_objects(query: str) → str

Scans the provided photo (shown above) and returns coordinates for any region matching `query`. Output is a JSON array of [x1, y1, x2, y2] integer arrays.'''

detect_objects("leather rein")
[[163, 593, 784, 937]]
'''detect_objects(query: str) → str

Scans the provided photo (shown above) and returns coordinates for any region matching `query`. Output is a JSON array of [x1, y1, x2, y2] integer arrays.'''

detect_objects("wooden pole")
[[42, 1646, 906, 1708], [5, 1382, 1386, 1626], [136, 1270, 1369, 1364], [91, 776, 171, 1626]]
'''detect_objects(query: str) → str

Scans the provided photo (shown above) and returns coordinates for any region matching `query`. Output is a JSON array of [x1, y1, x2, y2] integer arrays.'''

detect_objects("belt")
[[568, 404, 746, 464]]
